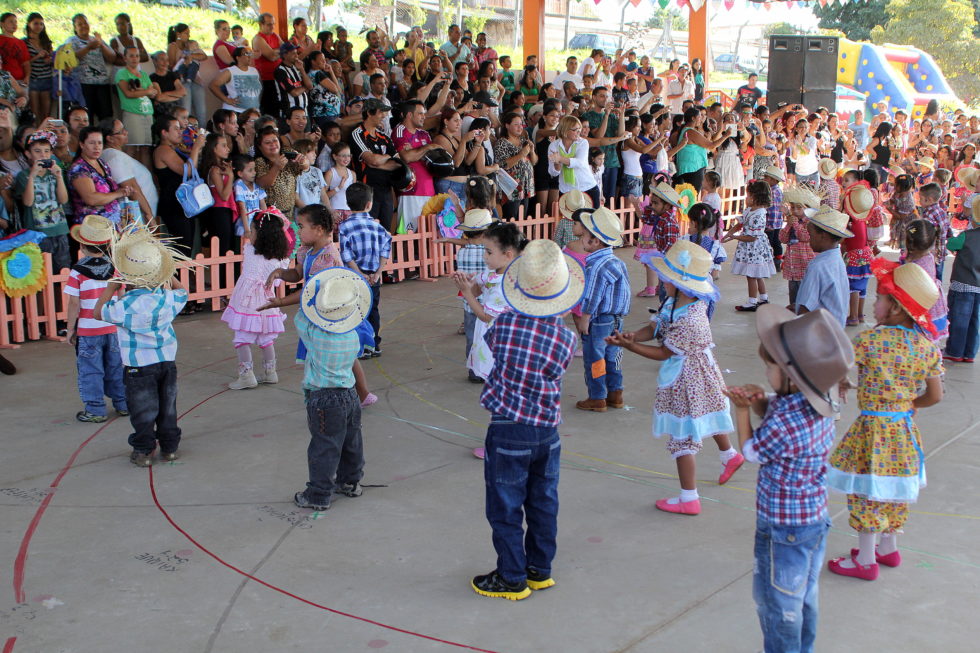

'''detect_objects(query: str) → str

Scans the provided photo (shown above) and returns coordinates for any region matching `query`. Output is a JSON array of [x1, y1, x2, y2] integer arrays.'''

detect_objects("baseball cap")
[[363, 98, 391, 112], [279, 42, 298, 55], [471, 91, 498, 107]]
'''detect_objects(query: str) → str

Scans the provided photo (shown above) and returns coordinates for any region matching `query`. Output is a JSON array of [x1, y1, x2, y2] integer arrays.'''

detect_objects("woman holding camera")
[[254, 126, 303, 216]]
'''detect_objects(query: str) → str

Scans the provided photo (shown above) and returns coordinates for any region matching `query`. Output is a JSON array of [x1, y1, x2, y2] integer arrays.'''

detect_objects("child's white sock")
[[878, 532, 898, 556], [759, 293, 769, 302], [719, 447, 738, 464], [261, 345, 276, 369], [666, 488, 699, 505], [236, 345, 253, 372], [856, 532, 877, 566], [741, 297, 759, 308]]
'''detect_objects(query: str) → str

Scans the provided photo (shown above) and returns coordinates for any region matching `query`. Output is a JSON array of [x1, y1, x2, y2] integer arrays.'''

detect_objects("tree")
[[763, 22, 801, 38], [644, 8, 688, 31], [870, 0, 980, 102], [812, 0, 889, 41]]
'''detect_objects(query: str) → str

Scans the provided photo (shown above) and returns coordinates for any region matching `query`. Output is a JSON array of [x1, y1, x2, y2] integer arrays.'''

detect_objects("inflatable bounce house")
[[837, 39, 962, 119]]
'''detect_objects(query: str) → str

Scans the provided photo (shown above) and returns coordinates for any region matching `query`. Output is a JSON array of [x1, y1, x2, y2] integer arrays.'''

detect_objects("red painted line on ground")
[[4, 637, 17, 653]]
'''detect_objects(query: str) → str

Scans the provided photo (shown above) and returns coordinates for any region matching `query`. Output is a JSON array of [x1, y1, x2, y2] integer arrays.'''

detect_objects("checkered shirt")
[[456, 244, 488, 313], [819, 179, 841, 211], [480, 312, 577, 427], [653, 208, 680, 253], [294, 312, 359, 390], [100, 288, 187, 367], [919, 202, 950, 258], [743, 392, 836, 526], [766, 184, 784, 230], [580, 248, 631, 318], [338, 212, 392, 273]]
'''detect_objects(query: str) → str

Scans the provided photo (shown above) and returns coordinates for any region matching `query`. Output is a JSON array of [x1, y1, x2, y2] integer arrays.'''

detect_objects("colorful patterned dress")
[[778, 216, 815, 282], [468, 270, 509, 379], [885, 191, 916, 250], [634, 206, 677, 261], [730, 207, 775, 278], [651, 299, 733, 456], [826, 326, 943, 533]]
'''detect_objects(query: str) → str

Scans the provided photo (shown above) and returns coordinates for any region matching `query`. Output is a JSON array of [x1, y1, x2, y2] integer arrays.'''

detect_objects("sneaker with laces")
[[337, 482, 362, 497], [526, 567, 555, 591], [76, 411, 108, 423], [471, 570, 531, 600], [130, 450, 153, 467], [294, 491, 330, 511]]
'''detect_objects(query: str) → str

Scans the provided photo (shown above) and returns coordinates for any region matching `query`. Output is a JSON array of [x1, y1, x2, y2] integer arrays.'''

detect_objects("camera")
[[39, 159, 54, 168], [473, 102, 483, 110], [284, 151, 299, 161], [127, 78, 141, 90]]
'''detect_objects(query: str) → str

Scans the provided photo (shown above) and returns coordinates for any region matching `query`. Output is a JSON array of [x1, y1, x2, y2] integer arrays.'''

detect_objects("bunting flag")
[[630, 0, 643, 6], [724, 0, 736, 8], [659, 0, 671, 7]]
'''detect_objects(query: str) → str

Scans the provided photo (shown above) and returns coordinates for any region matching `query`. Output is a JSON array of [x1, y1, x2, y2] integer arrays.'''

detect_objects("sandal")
[[636, 287, 658, 298], [845, 318, 859, 326]]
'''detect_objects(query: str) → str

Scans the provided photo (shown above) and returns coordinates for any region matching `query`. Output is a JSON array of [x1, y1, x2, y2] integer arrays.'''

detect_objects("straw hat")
[[110, 226, 190, 288], [649, 182, 682, 208], [804, 206, 853, 238], [70, 215, 115, 246], [501, 239, 585, 317], [557, 189, 593, 219], [818, 158, 839, 180], [762, 164, 785, 182], [783, 186, 820, 209], [972, 200, 980, 226], [644, 240, 719, 303], [457, 208, 496, 232], [755, 305, 854, 417], [300, 267, 372, 334], [842, 183, 873, 220], [871, 259, 939, 336], [887, 163, 905, 177], [580, 206, 624, 246], [955, 166, 979, 190], [915, 156, 936, 171]]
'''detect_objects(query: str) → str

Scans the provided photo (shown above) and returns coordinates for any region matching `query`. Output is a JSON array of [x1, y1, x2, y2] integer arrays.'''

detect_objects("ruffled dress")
[[468, 270, 509, 379], [221, 243, 289, 336], [715, 139, 745, 190], [731, 207, 775, 278], [651, 299, 734, 443]]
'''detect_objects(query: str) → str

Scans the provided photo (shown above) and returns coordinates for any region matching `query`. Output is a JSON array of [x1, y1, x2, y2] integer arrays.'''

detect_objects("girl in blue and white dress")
[[725, 180, 775, 312]]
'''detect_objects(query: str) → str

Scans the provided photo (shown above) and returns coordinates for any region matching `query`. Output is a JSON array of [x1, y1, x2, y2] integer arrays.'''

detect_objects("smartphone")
[[49, 119, 64, 127], [284, 151, 299, 161]]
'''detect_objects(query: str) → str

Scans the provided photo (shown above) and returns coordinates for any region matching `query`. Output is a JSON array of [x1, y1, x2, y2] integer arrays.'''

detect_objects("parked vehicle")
[[714, 53, 767, 75], [569, 33, 621, 53]]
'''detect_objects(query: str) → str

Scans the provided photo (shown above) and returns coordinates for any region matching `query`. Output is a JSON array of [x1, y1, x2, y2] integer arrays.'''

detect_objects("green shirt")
[[13, 170, 68, 237], [581, 110, 620, 168], [295, 312, 359, 390], [114, 68, 153, 116]]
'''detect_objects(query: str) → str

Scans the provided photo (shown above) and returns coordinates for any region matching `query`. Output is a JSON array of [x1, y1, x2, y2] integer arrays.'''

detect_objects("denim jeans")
[[124, 361, 181, 454], [76, 334, 127, 416], [581, 314, 624, 400], [180, 79, 207, 125], [753, 517, 829, 653], [946, 289, 980, 359], [484, 416, 561, 584], [601, 166, 620, 204], [435, 179, 467, 209], [304, 387, 364, 504]]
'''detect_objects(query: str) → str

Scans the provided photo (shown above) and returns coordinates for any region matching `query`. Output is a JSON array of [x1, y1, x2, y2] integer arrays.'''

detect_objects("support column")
[[522, 0, 546, 67], [689, 3, 710, 83]]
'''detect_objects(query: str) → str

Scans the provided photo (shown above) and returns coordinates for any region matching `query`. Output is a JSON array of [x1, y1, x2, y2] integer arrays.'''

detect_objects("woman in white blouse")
[[548, 115, 600, 206]]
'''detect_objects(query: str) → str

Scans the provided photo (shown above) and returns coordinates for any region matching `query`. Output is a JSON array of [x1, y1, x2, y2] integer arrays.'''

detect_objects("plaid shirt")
[[818, 179, 841, 211], [919, 202, 950, 259], [456, 244, 488, 313], [339, 212, 392, 273], [580, 248, 631, 317], [743, 392, 836, 526], [294, 312, 359, 390], [652, 208, 680, 253], [100, 288, 187, 367], [480, 312, 576, 427], [766, 184, 784, 230]]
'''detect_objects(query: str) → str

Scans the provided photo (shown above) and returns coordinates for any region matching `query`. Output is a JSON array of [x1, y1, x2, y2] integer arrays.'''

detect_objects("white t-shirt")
[[325, 166, 353, 211], [295, 167, 327, 207], [792, 136, 819, 176], [580, 58, 597, 79], [101, 147, 159, 217], [552, 71, 583, 89], [621, 146, 642, 176], [667, 79, 693, 115]]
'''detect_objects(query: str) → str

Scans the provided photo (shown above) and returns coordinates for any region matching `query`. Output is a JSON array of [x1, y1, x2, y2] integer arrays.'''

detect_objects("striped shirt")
[[339, 212, 392, 273], [64, 262, 116, 336], [294, 312, 360, 389], [581, 248, 631, 317], [101, 288, 188, 367]]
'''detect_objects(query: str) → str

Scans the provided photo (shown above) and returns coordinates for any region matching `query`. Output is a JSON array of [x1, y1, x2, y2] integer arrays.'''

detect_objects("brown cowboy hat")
[[755, 305, 854, 417]]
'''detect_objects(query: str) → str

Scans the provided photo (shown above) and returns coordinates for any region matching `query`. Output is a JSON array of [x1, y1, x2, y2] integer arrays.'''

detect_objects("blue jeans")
[[484, 416, 561, 584], [601, 166, 620, 204], [581, 314, 623, 400], [946, 289, 980, 360], [435, 179, 467, 209], [76, 333, 127, 416], [304, 387, 364, 504], [124, 361, 180, 454], [753, 517, 829, 653], [181, 79, 207, 123]]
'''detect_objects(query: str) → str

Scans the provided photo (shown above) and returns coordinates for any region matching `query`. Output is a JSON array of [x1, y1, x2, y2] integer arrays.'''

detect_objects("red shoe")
[[964, 358, 975, 363], [718, 453, 745, 485], [850, 547, 902, 568], [655, 497, 701, 515], [828, 555, 879, 580], [943, 354, 963, 363]]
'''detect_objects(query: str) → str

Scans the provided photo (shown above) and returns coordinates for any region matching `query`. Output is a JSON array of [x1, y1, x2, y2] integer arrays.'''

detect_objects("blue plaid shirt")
[[338, 212, 392, 273], [456, 243, 488, 313], [743, 392, 836, 526], [766, 184, 784, 230], [580, 248, 631, 318], [101, 288, 187, 367], [480, 312, 577, 427], [294, 312, 360, 390]]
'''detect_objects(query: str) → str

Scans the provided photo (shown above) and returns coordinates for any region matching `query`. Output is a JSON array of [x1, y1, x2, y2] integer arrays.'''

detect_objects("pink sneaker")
[[718, 453, 745, 485], [360, 392, 378, 408], [472, 447, 485, 459], [655, 497, 701, 515]]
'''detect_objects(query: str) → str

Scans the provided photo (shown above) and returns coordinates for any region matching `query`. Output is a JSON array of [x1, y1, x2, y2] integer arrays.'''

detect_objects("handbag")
[[175, 163, 214, 218]]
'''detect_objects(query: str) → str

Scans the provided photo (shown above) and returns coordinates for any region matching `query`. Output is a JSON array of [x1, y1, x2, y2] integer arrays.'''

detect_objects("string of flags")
[[592, 0, 867, 10]]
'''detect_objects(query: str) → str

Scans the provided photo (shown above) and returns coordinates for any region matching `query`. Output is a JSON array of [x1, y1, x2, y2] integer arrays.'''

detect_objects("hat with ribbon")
[[70, 215, 115, 246], [642, 240, 719, 304], [842, 182, 874, 221], [558, 189, 594, 219], [871, 258, 939, 337], [501, 239, 585, 317], [300, 267, 372, 334], [579, 206, 624, 246]]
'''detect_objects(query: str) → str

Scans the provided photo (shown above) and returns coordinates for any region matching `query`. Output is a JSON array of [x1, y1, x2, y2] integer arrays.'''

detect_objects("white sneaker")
[[229, 369, 258, 390], [261, 365, 278, 384]]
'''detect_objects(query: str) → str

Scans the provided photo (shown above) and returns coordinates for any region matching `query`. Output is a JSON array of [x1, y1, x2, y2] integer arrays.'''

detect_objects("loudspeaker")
[[767, 35, 839, 109]]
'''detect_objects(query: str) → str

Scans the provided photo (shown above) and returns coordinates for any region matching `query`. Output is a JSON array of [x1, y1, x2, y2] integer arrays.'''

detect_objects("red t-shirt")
[[253, 32, 282, 81], [213, 39, 236, 70], [393, 123, 434, 196], [0, 35, 28, 81]]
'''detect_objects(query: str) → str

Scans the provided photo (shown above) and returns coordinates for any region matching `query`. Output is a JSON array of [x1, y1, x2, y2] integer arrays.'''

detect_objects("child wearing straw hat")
[[553, 189, 592, 249], [93, 227, 190, 467], [64, 216, 128, 423], [761, 165, 786, 273], [609, 241, 740, 515], [841, 182, 877, 326], [944, 201, 980, 363], [472, 239, 582, 600], [573, 207, 630, 413], [816, 158, 841, 211], [885, 174, 916, 251], [291, 267, 372, 511], [724, 306, 854, 651], [826, 260, 944, 581], [635, 182, 681, 299], [779, 186, 819, 306], [794, 206, 852, 326]]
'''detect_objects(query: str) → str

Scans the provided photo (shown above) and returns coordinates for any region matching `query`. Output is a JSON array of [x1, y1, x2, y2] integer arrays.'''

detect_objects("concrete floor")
[[1, 246, 978, 653]]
